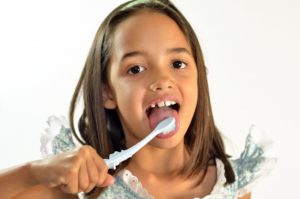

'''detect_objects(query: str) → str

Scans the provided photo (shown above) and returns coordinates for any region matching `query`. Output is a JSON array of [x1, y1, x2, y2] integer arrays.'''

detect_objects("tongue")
[[148, 107, 178, 131]]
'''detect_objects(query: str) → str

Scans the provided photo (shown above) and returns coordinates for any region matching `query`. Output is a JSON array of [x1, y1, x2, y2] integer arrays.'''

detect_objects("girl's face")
[[104, 11, 198, 149]]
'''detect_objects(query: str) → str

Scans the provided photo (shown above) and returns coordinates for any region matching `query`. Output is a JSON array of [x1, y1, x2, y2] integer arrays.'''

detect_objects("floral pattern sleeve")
[[204, 125, 277, 199], [228, 125, 277, 197], [40, 115, 77, 158]]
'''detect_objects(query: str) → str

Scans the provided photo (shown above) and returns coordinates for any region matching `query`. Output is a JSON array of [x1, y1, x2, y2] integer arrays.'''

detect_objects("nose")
[[149, 75, 174, 92]]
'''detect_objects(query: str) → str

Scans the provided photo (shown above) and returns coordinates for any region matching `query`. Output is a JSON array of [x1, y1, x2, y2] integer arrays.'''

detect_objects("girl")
[[0, 0, 274, 198]]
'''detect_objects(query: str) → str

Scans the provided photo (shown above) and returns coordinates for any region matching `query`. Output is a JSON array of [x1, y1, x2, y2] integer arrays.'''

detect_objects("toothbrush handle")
[[126, 129, 159, 155], [104, 129, 159, 170]]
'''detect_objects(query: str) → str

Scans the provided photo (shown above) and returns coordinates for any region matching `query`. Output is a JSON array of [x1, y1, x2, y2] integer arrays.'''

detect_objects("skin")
[[0, 146, 113, 198], [0, 10, 251, 199]]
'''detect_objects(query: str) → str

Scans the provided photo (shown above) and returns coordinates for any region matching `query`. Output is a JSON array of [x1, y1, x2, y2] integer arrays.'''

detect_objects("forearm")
[[11, 184, 78, 199], [0, 162, 37, 198]]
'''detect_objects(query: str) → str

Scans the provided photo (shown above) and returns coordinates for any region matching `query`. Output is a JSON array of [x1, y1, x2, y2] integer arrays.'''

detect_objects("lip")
[[156, 129, 177, 139]]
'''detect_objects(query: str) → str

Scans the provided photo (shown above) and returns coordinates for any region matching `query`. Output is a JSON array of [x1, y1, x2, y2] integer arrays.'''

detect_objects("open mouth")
[[145, 101, 180, 118], [145, 100, 180, 137]]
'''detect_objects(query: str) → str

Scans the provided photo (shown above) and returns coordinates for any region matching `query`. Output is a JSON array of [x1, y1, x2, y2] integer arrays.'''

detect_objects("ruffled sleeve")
[[40, 115, 77, 158], [231, 124, 277, 197]]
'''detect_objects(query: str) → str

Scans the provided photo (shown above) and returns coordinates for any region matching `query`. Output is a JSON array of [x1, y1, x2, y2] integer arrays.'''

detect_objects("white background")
[[0, 0, 299, 198]]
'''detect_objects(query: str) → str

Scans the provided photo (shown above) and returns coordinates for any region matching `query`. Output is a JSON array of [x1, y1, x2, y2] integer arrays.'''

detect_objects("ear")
[[102, 85, 117, 109]]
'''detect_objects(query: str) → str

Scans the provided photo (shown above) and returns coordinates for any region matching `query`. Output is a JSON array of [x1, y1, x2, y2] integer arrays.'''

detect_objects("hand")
[[29, 145, 114, 194]]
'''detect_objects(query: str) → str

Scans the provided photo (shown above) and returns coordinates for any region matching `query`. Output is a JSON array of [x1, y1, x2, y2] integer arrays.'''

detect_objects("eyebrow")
[[166, 47, 192, 55], [120, 47, 192, 62]]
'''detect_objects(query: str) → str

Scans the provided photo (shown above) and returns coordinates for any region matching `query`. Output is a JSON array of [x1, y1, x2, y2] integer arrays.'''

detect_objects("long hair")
[[69, 0, 235, 197]]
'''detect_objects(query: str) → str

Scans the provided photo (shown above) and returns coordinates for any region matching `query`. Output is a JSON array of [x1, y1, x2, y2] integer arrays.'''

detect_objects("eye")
[[127, 65, 145, 75], [172, 60, 187, 69]]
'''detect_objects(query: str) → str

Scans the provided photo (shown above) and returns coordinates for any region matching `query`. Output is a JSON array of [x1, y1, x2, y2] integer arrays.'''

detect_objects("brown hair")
[[69, 0, 235, 197]]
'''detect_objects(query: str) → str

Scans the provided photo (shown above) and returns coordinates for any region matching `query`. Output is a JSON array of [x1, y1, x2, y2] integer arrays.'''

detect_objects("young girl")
[[0, 0, 274, 198]]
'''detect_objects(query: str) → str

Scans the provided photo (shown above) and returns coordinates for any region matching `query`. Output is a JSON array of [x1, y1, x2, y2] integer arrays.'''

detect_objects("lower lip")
[[156, 129, 177, 139]]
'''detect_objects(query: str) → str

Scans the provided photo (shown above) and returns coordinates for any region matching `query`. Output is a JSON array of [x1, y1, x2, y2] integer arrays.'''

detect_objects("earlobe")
[[104, 98, 117, 109], [102, 86, 117, 109]]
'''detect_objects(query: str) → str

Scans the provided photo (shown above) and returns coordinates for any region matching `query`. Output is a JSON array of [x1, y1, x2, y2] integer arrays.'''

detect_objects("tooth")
[[157, 101, 165, 108], [150, 104, 156, 108], [171, 101, 176, 105], [165, 101, 171, 106]]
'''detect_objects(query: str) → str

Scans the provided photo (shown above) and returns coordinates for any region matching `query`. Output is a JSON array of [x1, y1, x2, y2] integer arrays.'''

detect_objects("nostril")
[[149, 80, 173, 92]]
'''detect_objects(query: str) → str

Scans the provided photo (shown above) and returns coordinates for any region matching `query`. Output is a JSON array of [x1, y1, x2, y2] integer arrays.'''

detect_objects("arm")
[[11, 184, 78, 199], [238, 193, 251, 199], [0, 163, 37, 199], [0, 146, 114, 198]]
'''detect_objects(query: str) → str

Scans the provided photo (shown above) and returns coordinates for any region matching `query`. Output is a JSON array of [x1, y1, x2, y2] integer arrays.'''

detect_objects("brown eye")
[[172, 60, 187, 69], [127, 65, 145, 74]]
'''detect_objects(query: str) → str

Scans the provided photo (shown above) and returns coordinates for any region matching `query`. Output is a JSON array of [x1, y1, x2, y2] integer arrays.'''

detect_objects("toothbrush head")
[[156, 117, 176, 135]]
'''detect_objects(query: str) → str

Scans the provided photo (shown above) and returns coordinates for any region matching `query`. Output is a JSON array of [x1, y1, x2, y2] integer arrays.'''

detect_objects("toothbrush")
[[104, 117, 176, 170]]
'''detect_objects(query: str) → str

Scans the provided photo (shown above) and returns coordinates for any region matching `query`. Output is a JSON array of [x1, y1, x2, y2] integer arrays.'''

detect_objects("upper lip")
[[144, 94, 181, 113]]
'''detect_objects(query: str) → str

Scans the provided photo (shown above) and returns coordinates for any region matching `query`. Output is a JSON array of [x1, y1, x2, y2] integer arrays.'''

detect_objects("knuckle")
[[78, 145, 94, 157], [79, 180, 89, 191], [58, 176, 66, 184], [79, 147, 88, 156], [100, 165, 109, 174], [97, 166, 109, 184], [66, 167, 79, 179], [89, 173, 99, 184], [97, 173, 108, 185], [72, 152, 84, 164], [73, 155, 84, 164], [98, 161, 108, 171]]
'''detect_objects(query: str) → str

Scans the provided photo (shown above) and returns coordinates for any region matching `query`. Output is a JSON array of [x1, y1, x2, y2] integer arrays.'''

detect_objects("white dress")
[[41, 115, 276, 199]]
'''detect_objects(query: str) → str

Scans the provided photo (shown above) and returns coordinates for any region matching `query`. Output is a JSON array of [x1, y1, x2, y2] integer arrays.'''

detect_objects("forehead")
[[111, 10, 191, 58]]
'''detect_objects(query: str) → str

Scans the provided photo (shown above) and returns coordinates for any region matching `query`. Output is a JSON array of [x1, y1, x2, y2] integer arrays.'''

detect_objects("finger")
[[85, 157, 99, 192], [78, 159, 89, 192], [89, 149, 112, 187], [92, 157, 109, 186], [60, 184, 84, 194], [91, 149, 105, 169], [100, 174, 115, 187], [65, 167, 80, 194]]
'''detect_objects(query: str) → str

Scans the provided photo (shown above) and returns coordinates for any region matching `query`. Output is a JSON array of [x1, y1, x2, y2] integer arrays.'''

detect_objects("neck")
[[126, 141, 189, 177]]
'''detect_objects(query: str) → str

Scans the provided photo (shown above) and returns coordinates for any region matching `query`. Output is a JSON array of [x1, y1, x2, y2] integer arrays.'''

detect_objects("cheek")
[[113, 80, 146, 116], [183, 74, 198, 109]]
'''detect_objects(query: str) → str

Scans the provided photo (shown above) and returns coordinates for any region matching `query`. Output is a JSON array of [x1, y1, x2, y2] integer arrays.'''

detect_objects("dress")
[[41, 115, 276, 199]]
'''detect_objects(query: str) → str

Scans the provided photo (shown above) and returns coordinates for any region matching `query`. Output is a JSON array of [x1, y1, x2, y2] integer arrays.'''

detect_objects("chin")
[[151, 135, 185, 149]]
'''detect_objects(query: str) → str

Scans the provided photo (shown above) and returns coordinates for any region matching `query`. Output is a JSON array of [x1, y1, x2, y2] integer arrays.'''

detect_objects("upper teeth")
[[150, 100, 176, 108]]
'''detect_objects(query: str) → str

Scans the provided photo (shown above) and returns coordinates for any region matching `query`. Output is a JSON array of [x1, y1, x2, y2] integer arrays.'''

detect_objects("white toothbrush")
[[104, 117, 176, 170]]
